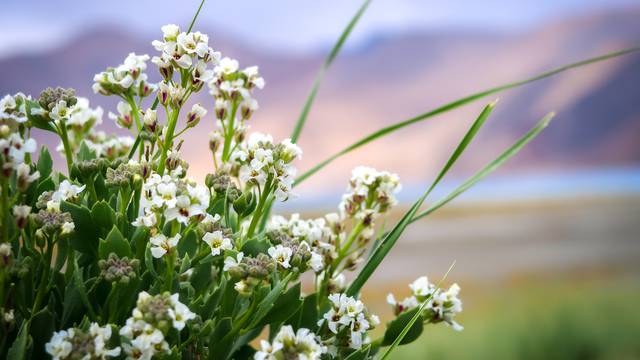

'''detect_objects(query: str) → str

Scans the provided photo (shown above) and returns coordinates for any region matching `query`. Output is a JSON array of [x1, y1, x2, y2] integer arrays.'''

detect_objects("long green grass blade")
[[410, 112, 555, 224], [290, 0, 372, 143], [294, 47, 639, 186], [346, 102, 495, 296], [380, 261, 457, 360]]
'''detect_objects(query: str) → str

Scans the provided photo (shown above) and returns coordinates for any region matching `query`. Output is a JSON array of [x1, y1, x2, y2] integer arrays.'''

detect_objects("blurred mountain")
[[1, 7, 639, 193]]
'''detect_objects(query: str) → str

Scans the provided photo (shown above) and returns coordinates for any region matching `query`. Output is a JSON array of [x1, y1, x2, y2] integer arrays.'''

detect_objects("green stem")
[[157, 109, 181, 175], [164, 252, 175, 292], [0, 174, 8, 243], [245, 175, 273, 240], [58, 124, 74, 176], [125, 96, 142, 132], [221, 101, 238, 162]]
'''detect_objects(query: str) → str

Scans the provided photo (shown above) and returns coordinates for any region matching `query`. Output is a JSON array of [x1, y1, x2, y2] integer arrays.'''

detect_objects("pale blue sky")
[[0, 0, 636, 57]]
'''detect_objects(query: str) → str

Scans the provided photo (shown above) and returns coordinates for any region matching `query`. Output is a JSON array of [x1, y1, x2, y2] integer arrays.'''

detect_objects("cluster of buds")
[[339, 166, 401, 242], [99, 254, 140, 283], [387, 276, 464, 331], [105, 160, 142, 188], [319, 293, 380, 350], [267, 214, 339, 273], [205, 170, 241, 202], [119, 291, 195, 359], [223, 252, 276, 297], [256, 325, 326, 360], [230, 133, 302, 202], [267, 231, 320, 273], [45, 323, 121, 360], [0, 93, 30, 124], [208, 58, 264, 121], [133, 170, 210, 229], [93, 53, 155, 98]]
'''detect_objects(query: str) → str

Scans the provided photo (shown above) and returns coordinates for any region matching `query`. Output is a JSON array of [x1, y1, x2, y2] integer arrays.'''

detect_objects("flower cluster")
[[119, 292, 195, 359], [0, 125, 37, 173], [387, 276, 464, 331], [93, 53, 155, 98], [231, 133, 302, 201], [224, 252, 276, 296], [320, 293, 380, 350], [0, 93, 30, 123], [45, 323, 121, 360], [134, 171, 210, 230], [267, 214, 338, 273], [256, 325, 326, 360], [340, 166, 401, 231]]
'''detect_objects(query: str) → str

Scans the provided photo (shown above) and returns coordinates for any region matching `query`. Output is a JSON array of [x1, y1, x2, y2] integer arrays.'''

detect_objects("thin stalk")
[[58, 123, 74, 175], [0, 174, 8, 243], [157, 109, 181, 175], [221, 101, 238, 161], [245, 175, 273, 240]]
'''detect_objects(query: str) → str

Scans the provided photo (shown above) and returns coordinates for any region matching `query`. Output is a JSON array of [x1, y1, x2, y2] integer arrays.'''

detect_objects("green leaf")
[[296, 293, 319, 332], [241, 238, 270, 257], [29, 309, 55, 359], [177, 229, 198, 258], [247, 273, 292, 329], [294, 47, 639, 186], [410, 113, 554, 224], [382, 308, 424, 346], [379, 262, 456, 360], [36, 146, 53, 179], [91, 200, 116, 232], [77, 141, 96, 161], [99, 225, 132, 259], [25, 99, 56, 133], [345, 345, 371, 360], [347, 102, 496, 296], [61, 201, 98, 256], [209, 317, 233, 360], [7, 320, 31, 360], [290, 0, 372, 143], [260, 283, 302, 326]]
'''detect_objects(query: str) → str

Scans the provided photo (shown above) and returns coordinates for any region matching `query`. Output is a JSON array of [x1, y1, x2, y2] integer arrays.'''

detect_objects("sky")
[[1, 0, 637, 57]]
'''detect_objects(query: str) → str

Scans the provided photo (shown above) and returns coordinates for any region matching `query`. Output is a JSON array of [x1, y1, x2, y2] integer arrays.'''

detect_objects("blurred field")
[[301, 194, 640, 359]]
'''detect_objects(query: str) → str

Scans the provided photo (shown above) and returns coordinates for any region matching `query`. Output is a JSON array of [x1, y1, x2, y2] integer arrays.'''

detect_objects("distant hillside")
[[1, 7, 639, 193]]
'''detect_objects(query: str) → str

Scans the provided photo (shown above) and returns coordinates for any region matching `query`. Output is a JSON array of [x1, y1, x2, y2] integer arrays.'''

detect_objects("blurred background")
[[2, 0, 640, 358]]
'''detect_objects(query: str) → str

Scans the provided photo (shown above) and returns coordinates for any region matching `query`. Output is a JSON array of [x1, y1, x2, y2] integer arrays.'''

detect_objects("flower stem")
[[245, 175, 273, 240], [0, 174, 9, 243], [58, 123, 74, 176], [221, 101, 238, 162], [157, 109, 181, 175]]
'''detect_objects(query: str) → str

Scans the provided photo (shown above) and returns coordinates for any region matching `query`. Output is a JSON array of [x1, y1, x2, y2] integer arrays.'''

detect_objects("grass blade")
[[346, 102, 495, 296], [187, 0, 206, 33], [290, 0, 372, 143], [410, 112, 555, 224], [294, 46, 639, 186], [380, 261, 457, 360]]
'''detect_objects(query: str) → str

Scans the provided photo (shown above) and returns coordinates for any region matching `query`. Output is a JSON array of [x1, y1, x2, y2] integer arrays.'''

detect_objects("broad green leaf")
[[295, 293, 318, 332], [29, 308, 55, 359], [177, 229, 198, 258], [7, 320, 31, 360], [91, 200, 116, 232], [36, 146, 53, 179], [347, 102, 495, 296], [247, 273, 293, 330], [260, 283, 302, 326], [209, 317, 233, 360], [25, 99, 56, 133], [241, 238, 270, 257], [290, 0, 372, 143], [77, 141, 96, 161], [294, 47, 639, 186], [410, 113, 554, 224], [61, 201, 98, 256], [99, 225, 132, 259], [382, 308, 424, 346]]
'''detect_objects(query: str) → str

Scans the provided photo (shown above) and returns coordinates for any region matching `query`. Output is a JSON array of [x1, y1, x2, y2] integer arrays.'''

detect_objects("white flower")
[[49, 100, 70, 122], [309, 251, 324, 272], [161, 24, 180, 41], [186, 103, 207, 126], [132, 212, 157, 228], [51, 180, 85, 205], [16, 163, 40, 189], [268, 245, 292, 269], [223, 252, 244, 271], [164, 195, 202, 224], [0, 243, 12, 257], [61, 222, 75, 235], [409, 276, 435, 297], [108, 101, 133, 129], [217, 57, 239, 75], [150, 233, 180, 258], [45, 330, 73, 360], [203, 231, 232, 256], [168, 293, 196, 331]]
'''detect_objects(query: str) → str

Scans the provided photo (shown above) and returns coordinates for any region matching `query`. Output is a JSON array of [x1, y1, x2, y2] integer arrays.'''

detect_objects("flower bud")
[[232, 190, 256, 217], [186, 103, 207, 128], [143, 108, 158, 133]]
